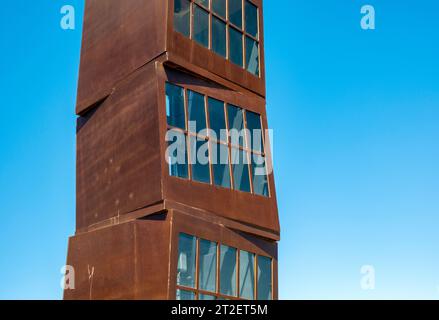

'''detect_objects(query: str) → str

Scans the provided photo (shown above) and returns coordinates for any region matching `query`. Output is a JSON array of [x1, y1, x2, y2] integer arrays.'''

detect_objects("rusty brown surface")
[[65, 210, 277, 300], [76, 0, 168, 114], [76, 62, 163, 231], [64, 218, 171, 300], [67, 0, 279, 300]]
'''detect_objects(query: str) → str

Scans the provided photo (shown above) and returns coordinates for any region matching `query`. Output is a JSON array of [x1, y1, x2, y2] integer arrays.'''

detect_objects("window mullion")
[[205, 97, 214, 186], [242, 111, 254, 194], [224, 103, 235, 190], [184, 89, 192, 180], [226, 0, 229, 60], [254, 255, 258, 300], [216, 242, 220, 295], [195, 238, 200, 292], [210, 0, 214, 49], [236, 249, 240, 298]]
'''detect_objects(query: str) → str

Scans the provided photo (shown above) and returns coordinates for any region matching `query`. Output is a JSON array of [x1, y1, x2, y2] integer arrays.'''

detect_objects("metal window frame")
[[176, 233, 273, 300], [165, 81, 271, 198]]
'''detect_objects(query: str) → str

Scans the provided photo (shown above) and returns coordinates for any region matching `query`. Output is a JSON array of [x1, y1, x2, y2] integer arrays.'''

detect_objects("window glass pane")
[[199, 239, 217, 292], [199, 294, 217, 300], [212, 0, 226, 18], [208, 98, 227, 142], [220, 245, 237, 296], [211, 143, 231, 189], [245, 1, 258, 38], [212, 16, 227, 58], [231, 148, 251, 192], [245, 36, 259, 76], [187, 90, 207, 133], [177, 234, 196, 288], [174, 0, 191, 37], [193, 5, 209, 48], [167, 130, 189, 179], [245, 111, 263, 152], [239, 250, 255, 299], [229, 0, 242, 28], [257, 256, 272, 300], [176, 289, 196, 300], [189, 136, 211, 184], [227, 104, 245, 147], [251, 154, 269, 197], [166, 83, 186, 129], [195, 0, 209, 8], [229, 28, 243, 67]]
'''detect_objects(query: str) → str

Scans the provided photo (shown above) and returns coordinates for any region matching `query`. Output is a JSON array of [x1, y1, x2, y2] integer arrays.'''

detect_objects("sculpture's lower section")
[[64, 206, 278, 300]]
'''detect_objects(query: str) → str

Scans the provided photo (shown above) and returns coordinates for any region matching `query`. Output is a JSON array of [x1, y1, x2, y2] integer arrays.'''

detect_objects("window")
[[257, 256, 272, 300], [177, 234, 197, 288], [229, 27, 243, 67], [245, 0, 258, 38], [176, 289, 196, 300], [193, 5, 209, 48], [245, 111, 263, 152], [165, 82, 269, 197], [189, 136, 211, 184], [166, 83, 186, 130], [246, 111, 264, 152], [208, 98, 231, 189], [208, 98, 227, 142], [173, 0, 260, 77], [231, 147, 251, 193], [199, 239, 217, 292], [227, 104, 245, 147], [239, 250, 255, 299], [188, 90, 207, 133], [245, 36, 259, 76], [174, 0, 191, 37], [167, 130, 189, 179], [195, 0, 209, 7], [228, 0, 242, 28], [211, 142, 231, 188], [212, 0, 226, 18], [212, 16, 227, 58], [220, 245, 237, 296], [176, 233, 273, 300], [251, 153, 269, 197]]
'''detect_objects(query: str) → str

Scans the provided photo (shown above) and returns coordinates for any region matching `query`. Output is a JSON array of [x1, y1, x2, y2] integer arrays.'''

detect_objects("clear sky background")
[[0, 0, 438, 300]]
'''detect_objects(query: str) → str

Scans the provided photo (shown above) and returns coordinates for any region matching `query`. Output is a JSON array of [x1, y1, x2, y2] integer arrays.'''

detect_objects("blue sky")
[[0, 1, 438, 299]]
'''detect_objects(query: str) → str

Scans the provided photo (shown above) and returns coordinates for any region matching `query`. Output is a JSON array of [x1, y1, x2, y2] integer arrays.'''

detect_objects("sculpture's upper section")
[[76, 0, 265, 114], [75, 0, 279, 238]]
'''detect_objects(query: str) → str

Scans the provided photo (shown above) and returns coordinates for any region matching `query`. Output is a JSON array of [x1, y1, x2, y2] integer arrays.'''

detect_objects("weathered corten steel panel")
[[64, 219, 171, 300], [76, 0, 168, 114], [76, 62, 163, 231]]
